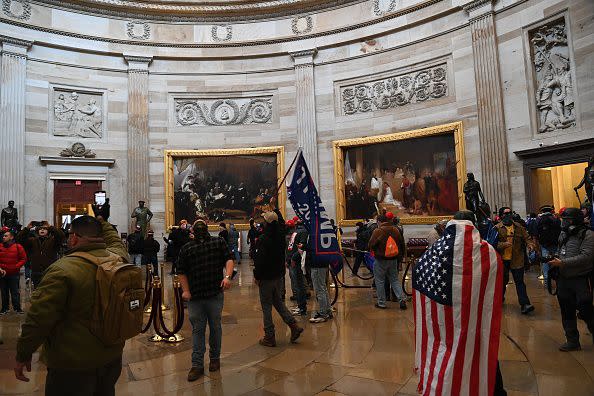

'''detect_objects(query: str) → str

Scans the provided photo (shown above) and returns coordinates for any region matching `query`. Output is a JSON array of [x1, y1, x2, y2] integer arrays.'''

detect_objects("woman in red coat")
[[0, 231, 27, 314]]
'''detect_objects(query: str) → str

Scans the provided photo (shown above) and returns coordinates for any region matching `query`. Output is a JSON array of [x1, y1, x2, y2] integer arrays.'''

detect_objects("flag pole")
[[274, 147, 302, 195]]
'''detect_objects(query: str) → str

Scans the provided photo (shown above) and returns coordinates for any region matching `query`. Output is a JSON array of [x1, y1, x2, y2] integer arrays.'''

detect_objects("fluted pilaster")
[[0, 37, 31, 219], [291, 49, 319, 184], [124, 55, 152, 220], [465, 1, 511, 208]]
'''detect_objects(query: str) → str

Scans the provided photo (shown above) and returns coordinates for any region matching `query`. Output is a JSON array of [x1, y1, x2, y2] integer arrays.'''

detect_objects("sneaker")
[[326, 312, 334, 320], [558, 342, 581, 352], [0, 310, 8, 316], [289, 324, 304, 343], [16, 310, 25, 315], [375, 303, 387, 309], [400, 301, 408, 310], [292, 309, 307, 316], [521, 304, 535, 315], [309, 313, 328, 323]]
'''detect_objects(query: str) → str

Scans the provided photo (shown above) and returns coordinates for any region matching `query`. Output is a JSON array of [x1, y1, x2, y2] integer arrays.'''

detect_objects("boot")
[[289, 323, 304, 343], [559, 341, 581, 352], [187, 367, 204, 382], [259, 334, 276, 347], [209, 359, 220, 372]]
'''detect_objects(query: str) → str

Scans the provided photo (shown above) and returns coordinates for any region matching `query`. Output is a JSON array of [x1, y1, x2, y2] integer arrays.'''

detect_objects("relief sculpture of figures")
[[53, 90, 104, 138], [532, 19, 576, 133]]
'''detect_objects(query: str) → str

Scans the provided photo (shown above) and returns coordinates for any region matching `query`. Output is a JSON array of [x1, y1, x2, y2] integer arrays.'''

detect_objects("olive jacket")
[[495, 221, 530, 269], [16, 220, 129, 370]]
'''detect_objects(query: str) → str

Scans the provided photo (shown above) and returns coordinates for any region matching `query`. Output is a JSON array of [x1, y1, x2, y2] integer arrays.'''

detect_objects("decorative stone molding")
[[529, 18, 575, 134], [291, 15, 313, 35], [174, 97, 273, 126], [59, 142, 96, 158], [373, 0, 397, 16], [2, 0, 31, 20], [339, 63, 448, 115], [0, 35, 31, 58], [50, 86, 105, 139], [124, 54, 152, 73], [462, 0, 493, 13], [126, 21, 151, 40], [211, 25, 233, 42]]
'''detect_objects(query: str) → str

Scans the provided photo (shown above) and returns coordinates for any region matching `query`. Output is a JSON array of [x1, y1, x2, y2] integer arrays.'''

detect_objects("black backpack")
[[537, 214, 561, 247]]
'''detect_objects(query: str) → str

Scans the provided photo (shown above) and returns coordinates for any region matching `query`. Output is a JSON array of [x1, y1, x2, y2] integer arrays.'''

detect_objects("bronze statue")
[[574, 156, 593, 204], [463, 173, 489, 225], [1, 200, 19, 229], [131, 200, 153, 237]]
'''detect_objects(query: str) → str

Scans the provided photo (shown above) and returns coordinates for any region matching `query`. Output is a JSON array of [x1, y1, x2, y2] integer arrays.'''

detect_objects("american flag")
[[413, 220, 503, 396]]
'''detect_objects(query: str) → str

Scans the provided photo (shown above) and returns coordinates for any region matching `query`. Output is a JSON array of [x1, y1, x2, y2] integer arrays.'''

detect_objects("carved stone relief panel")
[[292, 15, 313, 35], [126, 21, 151, 40], [339, 63, 448, 115], [50, 86, 106, 139], [373, 0, 398, 16], [2, 0, 31, 20], [211, 25, 233, 42], [529, 18, 576, 133], [174, 96, 273, 126]]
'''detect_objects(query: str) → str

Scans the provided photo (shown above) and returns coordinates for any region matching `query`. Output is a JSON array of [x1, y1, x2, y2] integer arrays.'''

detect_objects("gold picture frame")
[[333, 122, 466, 226], [164, 146, 285, 230]]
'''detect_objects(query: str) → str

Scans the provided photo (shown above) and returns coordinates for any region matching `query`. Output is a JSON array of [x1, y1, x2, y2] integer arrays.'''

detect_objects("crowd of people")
[[1, 194, 592, 394]]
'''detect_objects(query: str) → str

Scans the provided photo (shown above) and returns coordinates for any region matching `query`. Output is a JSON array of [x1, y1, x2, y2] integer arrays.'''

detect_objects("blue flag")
[[287, 152, 342, 275]]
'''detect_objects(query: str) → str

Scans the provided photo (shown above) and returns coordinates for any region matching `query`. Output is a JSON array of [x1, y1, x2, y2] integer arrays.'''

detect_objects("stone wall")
[[0, 0, 590, 237]]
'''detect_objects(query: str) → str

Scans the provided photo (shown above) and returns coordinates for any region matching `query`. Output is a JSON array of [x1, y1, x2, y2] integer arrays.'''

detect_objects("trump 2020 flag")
[[413, 220, 503, 396], [287, 152, 342, 275]]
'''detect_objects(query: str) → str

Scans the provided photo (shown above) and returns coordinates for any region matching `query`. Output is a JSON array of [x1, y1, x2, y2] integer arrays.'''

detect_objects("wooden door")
[[54, 180, 102, 227]]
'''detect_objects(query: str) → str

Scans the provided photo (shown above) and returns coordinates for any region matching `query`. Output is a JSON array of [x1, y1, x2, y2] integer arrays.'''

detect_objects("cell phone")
[[94, 191, 106, 205]]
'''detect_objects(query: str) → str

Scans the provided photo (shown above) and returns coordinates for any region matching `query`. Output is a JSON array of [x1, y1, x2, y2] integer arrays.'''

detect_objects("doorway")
[[529, 162, 587, 213], [54, 180, 101, 228]]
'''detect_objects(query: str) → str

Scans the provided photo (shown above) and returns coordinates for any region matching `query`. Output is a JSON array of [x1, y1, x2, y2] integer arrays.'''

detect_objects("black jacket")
[[165, 227, 190, 260], [127, 232, 144, 254], [143, 237, 160, 257], [559, 227, 594, 279], [253, 222, 286, 280]]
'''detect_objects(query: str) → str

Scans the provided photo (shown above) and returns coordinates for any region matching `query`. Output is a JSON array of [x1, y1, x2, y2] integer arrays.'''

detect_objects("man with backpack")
[[536, 205, 561, 288], [368, 214, 407, 309], [547, 208, 594, 351], [15, 215, 141, 396]]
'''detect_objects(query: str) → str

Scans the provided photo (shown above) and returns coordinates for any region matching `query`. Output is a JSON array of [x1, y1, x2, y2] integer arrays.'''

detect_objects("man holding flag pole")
[[286, 149, 342, 324]]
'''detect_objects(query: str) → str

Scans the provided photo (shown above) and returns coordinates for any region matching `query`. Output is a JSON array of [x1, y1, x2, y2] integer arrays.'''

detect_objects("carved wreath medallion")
[[2, 0, 31, 20], [175, 97, 273, 126]]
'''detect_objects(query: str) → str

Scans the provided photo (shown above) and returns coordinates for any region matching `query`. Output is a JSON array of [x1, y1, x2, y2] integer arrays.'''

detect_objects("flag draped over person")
[[413, 219, 503, 396], [287, 152, 342, 275]]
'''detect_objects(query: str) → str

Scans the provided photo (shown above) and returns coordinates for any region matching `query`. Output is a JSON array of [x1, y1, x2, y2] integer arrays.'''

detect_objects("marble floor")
[[1, 260, 593, 396]]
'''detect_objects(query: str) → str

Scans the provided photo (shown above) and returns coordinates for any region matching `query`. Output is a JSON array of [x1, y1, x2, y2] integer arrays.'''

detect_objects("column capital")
[[462, 0, 495, 20], [290, 49, 317, 67], [124, 54, 153, 72], [0, 36, 32, 57]]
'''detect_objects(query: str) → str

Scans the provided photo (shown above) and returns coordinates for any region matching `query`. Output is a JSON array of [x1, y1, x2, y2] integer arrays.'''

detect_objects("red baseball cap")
[[386, 212, 394, 219], [286, 220, 295, 227], [292, 216, 299, 222]]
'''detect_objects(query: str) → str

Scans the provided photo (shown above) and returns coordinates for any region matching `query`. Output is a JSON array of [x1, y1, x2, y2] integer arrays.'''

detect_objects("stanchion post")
[[148, 276, 164, 342], [160, 262, 169, 311], [166, 274, 184, 343]]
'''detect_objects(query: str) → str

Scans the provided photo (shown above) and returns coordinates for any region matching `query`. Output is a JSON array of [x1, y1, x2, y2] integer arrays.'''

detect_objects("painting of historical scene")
[[171, 152, 280, 226], [335, 124, 464, 224], [53, 89, 104, 138]]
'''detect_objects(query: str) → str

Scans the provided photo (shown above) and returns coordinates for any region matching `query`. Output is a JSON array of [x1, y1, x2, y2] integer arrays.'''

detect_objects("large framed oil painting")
[[333, 122, 466, 226], [164, 147, 285, 230]]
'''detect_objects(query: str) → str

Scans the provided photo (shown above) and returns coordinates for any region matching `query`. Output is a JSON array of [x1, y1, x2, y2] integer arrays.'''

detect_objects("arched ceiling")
[[36, 0, 366, 22]]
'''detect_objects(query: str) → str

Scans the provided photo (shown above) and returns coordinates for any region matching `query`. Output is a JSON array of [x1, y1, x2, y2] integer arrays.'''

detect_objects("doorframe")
[[514, 138, 594, 213], [39, 156, 115, 225]]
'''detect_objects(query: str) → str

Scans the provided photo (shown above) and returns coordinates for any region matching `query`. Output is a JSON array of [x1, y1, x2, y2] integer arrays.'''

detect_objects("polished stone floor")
[[1, 260, 593, 396]]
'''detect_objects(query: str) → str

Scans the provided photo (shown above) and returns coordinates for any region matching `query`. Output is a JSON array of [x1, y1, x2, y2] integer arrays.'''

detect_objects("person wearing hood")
[[547, 208, 594, 351], [0, 231, 27, 314], [495, 207, 535, 315], [253, 212, 304, 347]]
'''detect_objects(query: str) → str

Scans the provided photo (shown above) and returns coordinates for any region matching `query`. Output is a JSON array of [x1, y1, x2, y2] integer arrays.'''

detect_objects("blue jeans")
[[373, 258, 404, 306], [230, 245, 240, 264], [311, 267, 331, 316], [142, 254, 159, 276], [540, 245, 557, 282], [289, 264, 307, 311], [188, 293, 224, 368], [130, 254, 142, 267], [0, 274, 21, 311]]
